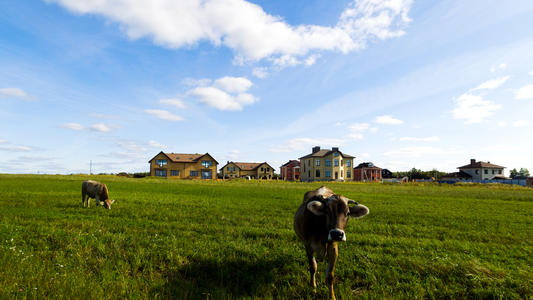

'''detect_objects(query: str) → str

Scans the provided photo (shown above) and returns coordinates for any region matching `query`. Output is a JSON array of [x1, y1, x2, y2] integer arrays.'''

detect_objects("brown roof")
[[281, 160, 300, 167], [149, 152, 218, 164], [458, 161, 505, 169], [299, 149, 355, 159], [354, 162, 381, 169], [222, 161, 274, 171]]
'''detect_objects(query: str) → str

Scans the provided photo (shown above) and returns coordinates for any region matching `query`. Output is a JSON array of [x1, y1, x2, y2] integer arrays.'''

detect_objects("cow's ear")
[[349, 204, 369, 218], [307, 200, 326, 216]]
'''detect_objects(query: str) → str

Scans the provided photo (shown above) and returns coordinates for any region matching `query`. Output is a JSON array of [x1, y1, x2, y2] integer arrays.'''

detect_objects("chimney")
[[312, 146, 321, 153], [332, 147, 339, 152], [470, 159, 476, 164]]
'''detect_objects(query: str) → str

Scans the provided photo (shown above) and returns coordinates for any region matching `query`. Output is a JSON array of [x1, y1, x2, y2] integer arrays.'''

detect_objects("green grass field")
[[0, 174, 532, 299]]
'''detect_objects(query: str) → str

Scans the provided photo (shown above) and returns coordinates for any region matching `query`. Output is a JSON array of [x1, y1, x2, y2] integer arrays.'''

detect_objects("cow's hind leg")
[[82, 192, 86, 207], [305, 245, 317, 291]]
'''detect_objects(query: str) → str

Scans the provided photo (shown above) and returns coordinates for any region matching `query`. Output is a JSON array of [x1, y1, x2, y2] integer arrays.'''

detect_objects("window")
[[334, 159, 339, 167], [201, 160, 212, 168], [475, 170, 479, 174], [492, 170, 495, 174], [261, 167, 264, 171], [498, 170, 502, 174], [346, 160, 351, 167], [316, 159, 321, 166], [308, 160, 310, 166], [155, 159, 167, 167], [325, 170, 331, 178], [484, 169, 488, 174], [340, 159, 343, 166], [190, 171, 199, 177], [170, 170, 179, 176], [201, 171, 212, 179], [325, 160, 332, 167], [334, 152, 339, 157], [315, 170, 320, 177], [155, 169, 167, 177], [267, 168, 270, 171], [347, 170, 351, 178]]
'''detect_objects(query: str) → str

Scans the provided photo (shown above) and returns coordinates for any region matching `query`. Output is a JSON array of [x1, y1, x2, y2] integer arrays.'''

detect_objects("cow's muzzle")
[[328, 229, 346, 242]]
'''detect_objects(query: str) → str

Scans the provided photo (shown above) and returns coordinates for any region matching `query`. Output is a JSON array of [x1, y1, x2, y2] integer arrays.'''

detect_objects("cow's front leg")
[[95, 196, 100, 207], [326, 243, 339, 300], [305, 245, 317, 291]]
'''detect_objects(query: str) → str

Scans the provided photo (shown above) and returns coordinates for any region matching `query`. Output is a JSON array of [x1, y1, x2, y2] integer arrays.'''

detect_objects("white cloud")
[[512, 120, 530, 127], [346, 122, 375, 140], [394, 136, 440, 142], [374, 115, 403, 125], [452, 93, 501, 124], [252, 67, 268, 79], [89, 123, 112, 132], [89, 113, 119, 119], [0, 139, 5, 143], [144, 109, 184, 121], [159, 98, 186, 109], [61, 123, 85, 131], [529, 69, 533, 76], [48, 0, 413, 66], [497, 121, 506, 127], [148, 140, 167, 149], [182, 78, 212, 87], [0, 140, 36, 152], [213, 77, 253, 93], [515, 84, 533, 100], [348, 122, 370, 131], [188, 77, 258, 111], [269, 137, 343, 153], [473, 76, 510, 90], [0, 87, 33, 100]]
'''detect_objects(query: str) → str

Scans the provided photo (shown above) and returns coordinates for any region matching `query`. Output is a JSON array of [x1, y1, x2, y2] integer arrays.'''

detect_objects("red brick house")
[[353, 162, 382, 182], [280, 160, 300, 181]]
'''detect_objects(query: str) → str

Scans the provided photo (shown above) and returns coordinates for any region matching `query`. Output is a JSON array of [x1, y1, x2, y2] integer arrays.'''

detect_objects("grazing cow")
[[81, 180, 115, 209], [294, 186, 369, 300]]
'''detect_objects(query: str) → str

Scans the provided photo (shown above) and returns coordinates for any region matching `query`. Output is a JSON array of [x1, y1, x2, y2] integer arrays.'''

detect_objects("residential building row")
[[148, 149, 512, 183]]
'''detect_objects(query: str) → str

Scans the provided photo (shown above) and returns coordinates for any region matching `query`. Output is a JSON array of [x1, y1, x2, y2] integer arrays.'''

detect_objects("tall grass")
[[0, 174, 531, 299]]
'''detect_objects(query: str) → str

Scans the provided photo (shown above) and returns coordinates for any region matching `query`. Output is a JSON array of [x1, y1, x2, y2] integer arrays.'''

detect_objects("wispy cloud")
[[48, 0, 413, 66], [384, 146, 457, 158], [490, 63, 506, 73], [148, 140, 167, 149], [144, 109, 184, 121], [452, 93, 501, 124], [0, 139, 37, 152], [473, 76, 510, 90], [374, 115, 403, 125], [159, 98, 186, 109], [188, 76, 258, 111], [515, 84, 533, 100], [0, 87, 34, 101], [252, 67, 268, 79], [89, 123, 112, 132], [61, 123, 85, 131], [346, 122, 376, 139]]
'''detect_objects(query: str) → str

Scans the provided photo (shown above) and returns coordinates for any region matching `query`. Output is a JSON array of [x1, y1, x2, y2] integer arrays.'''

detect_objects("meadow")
[[0, 174, 532, 299]]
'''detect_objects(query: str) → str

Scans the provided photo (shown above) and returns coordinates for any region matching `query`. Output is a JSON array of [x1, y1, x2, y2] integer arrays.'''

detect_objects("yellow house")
[[148, 151, 218, 179], [299, 146, 355, 182], [220, 161, 275, 179]]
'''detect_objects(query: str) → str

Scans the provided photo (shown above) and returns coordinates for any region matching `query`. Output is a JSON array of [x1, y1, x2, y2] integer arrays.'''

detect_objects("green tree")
[[510, 168, 519, 178], [519, 168, 530, 177]]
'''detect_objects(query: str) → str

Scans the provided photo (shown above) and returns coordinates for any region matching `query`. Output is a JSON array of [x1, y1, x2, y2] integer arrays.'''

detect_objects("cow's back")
[[82, 180, 104, 198]]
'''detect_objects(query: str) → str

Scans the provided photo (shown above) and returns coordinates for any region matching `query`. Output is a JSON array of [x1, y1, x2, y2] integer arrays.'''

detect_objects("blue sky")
[[1, 0, 533, 175]]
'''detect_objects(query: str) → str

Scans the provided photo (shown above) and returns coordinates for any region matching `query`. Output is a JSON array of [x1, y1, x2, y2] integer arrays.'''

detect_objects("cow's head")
[[307, 192, 369, 242], [102, 199, 115, 210]]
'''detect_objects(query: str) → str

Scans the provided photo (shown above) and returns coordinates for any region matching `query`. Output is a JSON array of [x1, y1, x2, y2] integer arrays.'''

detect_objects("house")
[[458, 159, 505, 180], [220, 161, 275, 179], [299, 146, 355, 182], [440, 171, 473, 181], [353, 162, 382, 182], [381, 168, 394, 179], [280, 160, 300, 181], [148, 151, 218, 179]]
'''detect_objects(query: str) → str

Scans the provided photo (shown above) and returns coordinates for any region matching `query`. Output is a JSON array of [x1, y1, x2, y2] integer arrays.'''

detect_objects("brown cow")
[[294, 186, 369, 300], [81, 180, 115, 209]]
